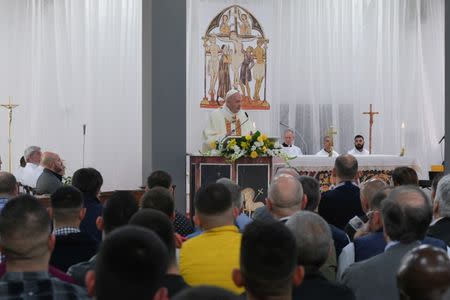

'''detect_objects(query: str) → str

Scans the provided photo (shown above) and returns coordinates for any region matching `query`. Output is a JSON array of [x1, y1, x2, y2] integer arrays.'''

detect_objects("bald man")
[[202, 89, 254, 150], [35, 152, 66, 195]]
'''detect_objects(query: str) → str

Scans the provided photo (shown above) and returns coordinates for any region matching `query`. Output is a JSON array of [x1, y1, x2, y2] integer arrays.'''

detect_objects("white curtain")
[[0, 0, 142, 190], [187, 0, 444, 178]]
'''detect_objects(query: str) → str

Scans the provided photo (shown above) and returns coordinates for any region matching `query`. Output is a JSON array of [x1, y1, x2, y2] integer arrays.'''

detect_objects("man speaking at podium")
[[203, 89, 253, 150]]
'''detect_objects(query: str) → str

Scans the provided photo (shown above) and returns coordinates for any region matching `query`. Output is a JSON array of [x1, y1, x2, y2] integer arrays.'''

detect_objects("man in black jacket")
[[49, 186, 98, 272], [429, 174, 450, 246], [318, 154, 364, 230]]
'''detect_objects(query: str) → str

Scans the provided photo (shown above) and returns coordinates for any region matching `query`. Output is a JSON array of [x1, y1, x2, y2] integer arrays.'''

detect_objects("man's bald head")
[[334, 154, 358, 181], [382, 186, 432, 243], [268, 175, 303, 218], [41, 152, 65, 176]]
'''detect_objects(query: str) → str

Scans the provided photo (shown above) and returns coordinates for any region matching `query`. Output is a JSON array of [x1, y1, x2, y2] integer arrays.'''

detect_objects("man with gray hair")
[[286, 211, 355, 299], [429, 174, 450, 246], [15, 145, 43, 188], [281, 129, 303, 157], [0, 172, 18, 211], [216, 178, 251, 231], [319, 154, 364, 229], [267, 174, 305, 222]]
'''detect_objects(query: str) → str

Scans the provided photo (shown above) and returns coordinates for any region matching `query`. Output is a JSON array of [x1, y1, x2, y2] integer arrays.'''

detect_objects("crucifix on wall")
[[363, 104, 379, 154]]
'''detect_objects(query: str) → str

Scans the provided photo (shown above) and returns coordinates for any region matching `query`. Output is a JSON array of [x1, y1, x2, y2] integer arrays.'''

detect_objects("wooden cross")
[[363, 104, 379, 154], [1, 97, 19, 172], [326, 126, 338, 146]]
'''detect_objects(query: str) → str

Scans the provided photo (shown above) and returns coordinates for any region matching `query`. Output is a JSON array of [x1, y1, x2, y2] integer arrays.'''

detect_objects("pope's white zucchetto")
[[225, 89, 239, 101]]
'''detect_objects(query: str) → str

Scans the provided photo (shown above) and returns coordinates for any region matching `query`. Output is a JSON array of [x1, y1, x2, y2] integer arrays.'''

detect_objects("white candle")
[[401, 122, 405, 149], [252, 122, 256, 131]]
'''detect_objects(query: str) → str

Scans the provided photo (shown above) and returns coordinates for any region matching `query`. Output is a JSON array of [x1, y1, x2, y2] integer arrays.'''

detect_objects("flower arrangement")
[[208, 131, 287, 161]]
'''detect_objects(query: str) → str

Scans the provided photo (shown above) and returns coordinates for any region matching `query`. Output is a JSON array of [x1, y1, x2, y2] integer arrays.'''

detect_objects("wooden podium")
[[187, 156, 283, 216]]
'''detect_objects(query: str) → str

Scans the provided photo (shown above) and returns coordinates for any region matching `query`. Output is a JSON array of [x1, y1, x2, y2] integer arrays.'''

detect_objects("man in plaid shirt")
[[0, 195, 90, 299]]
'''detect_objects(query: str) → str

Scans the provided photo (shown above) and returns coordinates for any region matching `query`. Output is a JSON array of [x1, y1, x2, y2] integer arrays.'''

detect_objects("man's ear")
[[232, 268, 245, 288], [232, 206, 239, 218], [96, 216, 105, 231], [171, 211, 176, 222], [292, 265, 305, 287], [47, 207, 53, 219], [301, 195, 308, 210], [48, 234, 56, 253], [267, 199, 273, 212], [332, 168, 337, 178], [433, 200, 440, 217], [79, 208, 87, 221], [85, 270, 96, 297], [193, 215, 201, 227], [153, 287, 169, 300]]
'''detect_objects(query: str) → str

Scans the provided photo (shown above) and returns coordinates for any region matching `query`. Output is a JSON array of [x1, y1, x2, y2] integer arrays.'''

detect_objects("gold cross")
[[1, 97, 19, 172], [326, 126, 338, 146]]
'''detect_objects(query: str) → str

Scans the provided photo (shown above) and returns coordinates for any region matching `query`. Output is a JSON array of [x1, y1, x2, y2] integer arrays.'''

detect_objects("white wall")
[[0, 0, 142, 191]]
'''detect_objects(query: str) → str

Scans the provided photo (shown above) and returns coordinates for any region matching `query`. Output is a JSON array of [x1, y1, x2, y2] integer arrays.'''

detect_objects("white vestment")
[[282, 145, 303, 157], [202, 105, 253, 150], [347, 147, 370, 155], [15, 162, 44, 188], [315, 149, 339, 157]]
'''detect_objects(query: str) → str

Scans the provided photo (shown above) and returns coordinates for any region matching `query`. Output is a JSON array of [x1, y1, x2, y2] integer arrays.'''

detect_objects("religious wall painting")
[[200, 5, 270, 110]]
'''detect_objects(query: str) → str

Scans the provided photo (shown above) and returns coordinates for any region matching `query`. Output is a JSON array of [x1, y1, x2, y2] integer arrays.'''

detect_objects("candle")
[[401, 122, 405, 149], [252, 122, 256, 131]]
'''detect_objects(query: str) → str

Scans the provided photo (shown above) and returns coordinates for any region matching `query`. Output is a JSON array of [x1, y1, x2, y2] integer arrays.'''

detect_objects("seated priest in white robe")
[[347, 134, 370, 155], [281, 129, 303, 157], [202, 89, 253, 150], [15, 146, 44, 188], [315, 136, 339, 157]]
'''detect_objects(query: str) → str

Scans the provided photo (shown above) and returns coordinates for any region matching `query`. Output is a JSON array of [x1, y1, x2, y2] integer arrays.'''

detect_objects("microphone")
[[231, 112, 249, 135], [439, 136, 445, 144], [82, 124, 87, 167], [83, 124, 86, 135]]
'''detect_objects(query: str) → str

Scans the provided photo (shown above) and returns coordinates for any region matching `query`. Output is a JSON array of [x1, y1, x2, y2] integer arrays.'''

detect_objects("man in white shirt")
[[316, 136, 339, 157], [281, 129, 303, 157], [202, 89, 253, 150], [15, 146, 43, 188], [347, 135, 369, 155]]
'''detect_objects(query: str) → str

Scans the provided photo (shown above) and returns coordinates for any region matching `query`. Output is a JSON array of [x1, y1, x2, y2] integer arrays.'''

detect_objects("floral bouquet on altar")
[[207, 131, 287, 162]]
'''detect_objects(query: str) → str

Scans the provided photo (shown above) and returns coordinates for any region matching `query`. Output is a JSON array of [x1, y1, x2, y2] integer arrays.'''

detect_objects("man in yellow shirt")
[[179, 183, 242, 294]]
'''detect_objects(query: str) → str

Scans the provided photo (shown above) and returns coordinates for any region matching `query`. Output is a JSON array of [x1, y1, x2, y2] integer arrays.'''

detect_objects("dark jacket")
[[293, 272, 355, 300], [35, 168, 63, 195], [318, 181, 364, 230], [80, 193, 103, 242], [428, 217, 450, 247]]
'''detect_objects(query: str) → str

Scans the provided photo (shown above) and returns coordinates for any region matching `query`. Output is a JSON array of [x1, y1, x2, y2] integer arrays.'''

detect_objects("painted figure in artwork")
[[230, 31, 244, 86], [239, 13, 251, 35], [219, 14, 230, 35], [240, 46, 255, 100], [206, 35, 221, 101], [253, 38, 266, 100], [217, 45, 232, 100]]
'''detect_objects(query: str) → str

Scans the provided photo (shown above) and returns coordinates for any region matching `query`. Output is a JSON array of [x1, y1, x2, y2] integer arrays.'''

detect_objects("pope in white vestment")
[[203, 89, 254, 150]]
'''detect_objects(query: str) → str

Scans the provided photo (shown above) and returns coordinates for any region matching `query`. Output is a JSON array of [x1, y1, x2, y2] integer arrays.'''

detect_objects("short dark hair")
[[194, 183, 232, 215], [370, 186, 395, 210], [381, 186, 432, 243], [0, 195, 51, 260], [354, 135, 364, 140], [334, 155, 358, 180], [129, 209, 176, 263], [95, 225, 168, 300], [72, 168, 103, 196], [172, 286, 239, 300], [216, 178, 242, 209], [392, 167, 419, 186], [50, 186, 83, 221], [103, 191, 139, 235], [240, 220, 297, 298], [0, 172, 17, 195], [140, 187, 174, 217], [298, 176, 320, 211], [147, 170, 172, 189]]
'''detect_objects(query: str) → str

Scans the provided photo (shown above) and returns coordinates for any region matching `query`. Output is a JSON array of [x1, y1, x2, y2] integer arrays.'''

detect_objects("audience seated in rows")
[[147, 170, 194, 236], [86, 225, 169, 300], [429, 174, 450, 246], [179, 183, 242, 293], [129, 209, 189, 297], [73, 167, 104, 242], [233, 220, 303, 300], [397, 244, 450, 300], [15, 146, 44, 188], [35, 151, 65, 195], [342, 186, 440, 300], [49, 186, 98, 272], [0, 195, 89, 299], [286, 211, 355, 300], [0, 171, 18, 211], [67, 190, 139, 285]]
